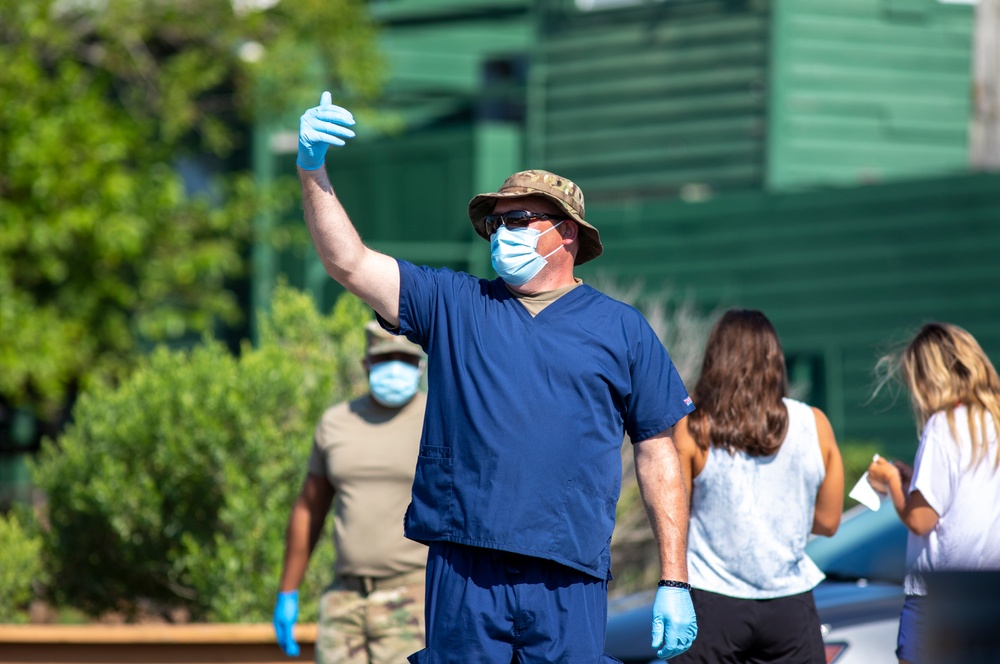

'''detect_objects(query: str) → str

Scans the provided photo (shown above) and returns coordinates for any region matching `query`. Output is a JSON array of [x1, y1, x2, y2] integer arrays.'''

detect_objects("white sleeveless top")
[[687, 398, 826, 599]]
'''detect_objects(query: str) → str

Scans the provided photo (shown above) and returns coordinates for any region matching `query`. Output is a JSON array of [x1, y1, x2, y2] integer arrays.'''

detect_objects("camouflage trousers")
[[315, 568, 426, 664]]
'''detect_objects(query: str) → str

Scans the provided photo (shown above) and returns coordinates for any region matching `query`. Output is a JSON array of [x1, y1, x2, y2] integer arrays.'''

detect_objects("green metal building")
[[533, 0, 974, 196], [252, 0, 998, 455]]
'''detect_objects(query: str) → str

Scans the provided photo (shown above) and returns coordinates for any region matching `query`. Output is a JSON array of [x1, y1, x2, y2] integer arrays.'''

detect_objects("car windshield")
[[805, 502, 908, 584]]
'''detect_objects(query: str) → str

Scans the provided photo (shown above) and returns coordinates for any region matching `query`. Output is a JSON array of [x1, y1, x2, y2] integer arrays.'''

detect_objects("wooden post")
[[971, 0, 1000, 170]]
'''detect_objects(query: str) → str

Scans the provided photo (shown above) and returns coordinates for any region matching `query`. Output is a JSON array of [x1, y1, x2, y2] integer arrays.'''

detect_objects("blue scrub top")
[[389, 260, 694, 579]]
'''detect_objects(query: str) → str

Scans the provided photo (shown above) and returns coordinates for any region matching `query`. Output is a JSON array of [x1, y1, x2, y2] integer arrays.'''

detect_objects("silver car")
[[604, 503, 907, 663]]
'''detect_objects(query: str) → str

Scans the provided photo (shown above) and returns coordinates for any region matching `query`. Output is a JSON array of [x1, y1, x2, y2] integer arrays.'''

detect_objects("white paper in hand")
[[849, 471, 883, 511]]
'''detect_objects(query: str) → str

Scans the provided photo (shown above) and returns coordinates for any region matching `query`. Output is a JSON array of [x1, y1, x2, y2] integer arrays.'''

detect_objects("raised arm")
[[634, 429, 697, 660], [297, 92, 401, 326]]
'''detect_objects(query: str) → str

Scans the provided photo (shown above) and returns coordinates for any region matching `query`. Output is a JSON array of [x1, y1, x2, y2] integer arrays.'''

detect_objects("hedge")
[[30, 285, 370, 622]]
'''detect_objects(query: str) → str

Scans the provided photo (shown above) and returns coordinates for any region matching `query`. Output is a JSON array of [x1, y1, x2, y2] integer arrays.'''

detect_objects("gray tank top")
[[687, 397, 826, 599]]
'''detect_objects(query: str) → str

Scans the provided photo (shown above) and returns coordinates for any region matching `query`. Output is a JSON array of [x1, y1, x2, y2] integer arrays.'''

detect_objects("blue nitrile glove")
[[297, 91, 356, 170], [651, 586, 698, 660], [273, 590, 300, 656]]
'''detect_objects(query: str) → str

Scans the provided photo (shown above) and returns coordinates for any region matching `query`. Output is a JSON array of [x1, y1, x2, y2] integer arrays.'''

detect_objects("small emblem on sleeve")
[[683, 397, 693, 406]]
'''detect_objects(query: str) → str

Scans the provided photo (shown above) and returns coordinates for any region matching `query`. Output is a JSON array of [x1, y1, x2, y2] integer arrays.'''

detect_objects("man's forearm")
[[299, 167, 367, 283], [634, 434, 689, 581]]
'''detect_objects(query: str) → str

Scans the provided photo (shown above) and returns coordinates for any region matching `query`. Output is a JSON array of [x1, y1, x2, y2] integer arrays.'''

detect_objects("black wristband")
[[657, 579, 691, 590]]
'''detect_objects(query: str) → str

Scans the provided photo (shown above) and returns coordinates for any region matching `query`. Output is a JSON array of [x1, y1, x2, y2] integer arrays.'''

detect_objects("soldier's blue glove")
[[297, 91, 356, 170], [273, 590, 300, 656], [651, 585, 698, 660]]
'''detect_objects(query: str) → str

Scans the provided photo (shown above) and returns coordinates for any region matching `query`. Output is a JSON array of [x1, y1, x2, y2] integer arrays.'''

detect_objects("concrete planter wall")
[[0, 624, 317, 664]]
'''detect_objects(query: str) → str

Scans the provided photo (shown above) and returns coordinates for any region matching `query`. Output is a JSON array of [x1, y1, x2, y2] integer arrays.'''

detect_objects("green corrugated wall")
[[371, 0, 532, 127], [577, 172, 1000, 457], [532, 0, 974, 198], [532, 0, 770, 201], [767, 0, 974, 189]]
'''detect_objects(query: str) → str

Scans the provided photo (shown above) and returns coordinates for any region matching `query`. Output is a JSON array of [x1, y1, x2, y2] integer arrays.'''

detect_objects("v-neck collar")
[[495, 278, 590, 326]]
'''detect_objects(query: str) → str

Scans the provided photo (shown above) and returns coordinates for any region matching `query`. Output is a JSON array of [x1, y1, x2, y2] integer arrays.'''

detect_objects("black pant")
[[671, 588, 825, 664]]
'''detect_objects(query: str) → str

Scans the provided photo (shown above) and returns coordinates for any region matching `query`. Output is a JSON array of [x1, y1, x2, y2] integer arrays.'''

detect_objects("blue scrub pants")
[[406, 542, 621, 664]]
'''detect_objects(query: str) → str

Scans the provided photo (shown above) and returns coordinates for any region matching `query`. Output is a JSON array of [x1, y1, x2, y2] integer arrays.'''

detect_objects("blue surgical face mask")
[[490, 221, 564, 286], [368, 360, 422, 407]]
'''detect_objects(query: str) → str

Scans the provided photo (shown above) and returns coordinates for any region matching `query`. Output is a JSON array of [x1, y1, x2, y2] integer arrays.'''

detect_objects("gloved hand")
[[297, 91, 356, 170], [651, 585, 698, 660], [273, 590, 300, 656]]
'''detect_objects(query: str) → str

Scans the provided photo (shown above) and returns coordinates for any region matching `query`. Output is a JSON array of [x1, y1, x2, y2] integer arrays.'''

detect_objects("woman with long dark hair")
[[671, 309, 844, 663]]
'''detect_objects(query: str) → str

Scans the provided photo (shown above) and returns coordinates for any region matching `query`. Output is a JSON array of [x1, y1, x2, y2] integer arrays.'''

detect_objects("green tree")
[[30, 285, 371, 622], [0, 0, 381, 423]]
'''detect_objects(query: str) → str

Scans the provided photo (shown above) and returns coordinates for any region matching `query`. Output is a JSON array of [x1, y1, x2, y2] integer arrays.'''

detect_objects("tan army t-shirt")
[[308, 391, 428, 578], [505, 278, 583, 317]]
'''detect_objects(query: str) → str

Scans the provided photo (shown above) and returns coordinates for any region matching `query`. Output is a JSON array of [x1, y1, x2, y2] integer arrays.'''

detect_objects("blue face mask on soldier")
[[368, 360, 421, 407], [490, 221, 564, 286]]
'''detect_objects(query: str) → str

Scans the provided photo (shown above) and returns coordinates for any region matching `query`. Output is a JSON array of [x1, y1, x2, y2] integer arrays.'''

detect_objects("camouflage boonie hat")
[[468, 169, 603, 265], [365, 321, 424, 359]]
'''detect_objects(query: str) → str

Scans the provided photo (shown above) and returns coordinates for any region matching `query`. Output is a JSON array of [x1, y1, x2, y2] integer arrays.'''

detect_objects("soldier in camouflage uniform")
[[273, 322, 427, 663]]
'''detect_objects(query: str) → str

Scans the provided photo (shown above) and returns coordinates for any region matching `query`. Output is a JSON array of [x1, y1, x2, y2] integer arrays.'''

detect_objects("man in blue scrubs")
[[294, 92, 698, 663]]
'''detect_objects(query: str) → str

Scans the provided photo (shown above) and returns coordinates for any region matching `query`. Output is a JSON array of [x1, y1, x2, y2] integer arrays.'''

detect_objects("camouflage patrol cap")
[[468, 169, 603, 265], [364, 320, 424, 359]]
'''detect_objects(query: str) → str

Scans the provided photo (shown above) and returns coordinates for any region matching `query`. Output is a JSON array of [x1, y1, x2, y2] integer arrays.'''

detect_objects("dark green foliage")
[[0, 0, 381, 419], [30, 287, 371, 622]]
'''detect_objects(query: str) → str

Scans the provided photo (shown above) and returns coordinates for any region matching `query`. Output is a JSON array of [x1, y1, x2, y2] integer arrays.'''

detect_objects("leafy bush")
[[0, 509, 43, 623], [30, 285, 370, 622]]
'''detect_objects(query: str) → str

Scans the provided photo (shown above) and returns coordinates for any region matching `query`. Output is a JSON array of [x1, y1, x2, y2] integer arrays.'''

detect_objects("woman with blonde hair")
[[868, 322, 1000, 664], [672, 309, 844, 663]]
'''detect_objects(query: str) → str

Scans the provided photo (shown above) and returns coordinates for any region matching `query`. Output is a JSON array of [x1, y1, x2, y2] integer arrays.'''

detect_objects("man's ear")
[[560, 219, 579, 243]]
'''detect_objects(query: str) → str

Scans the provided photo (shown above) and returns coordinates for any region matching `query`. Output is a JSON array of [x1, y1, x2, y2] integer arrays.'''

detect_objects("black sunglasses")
[[483, 210, 565, 236]]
